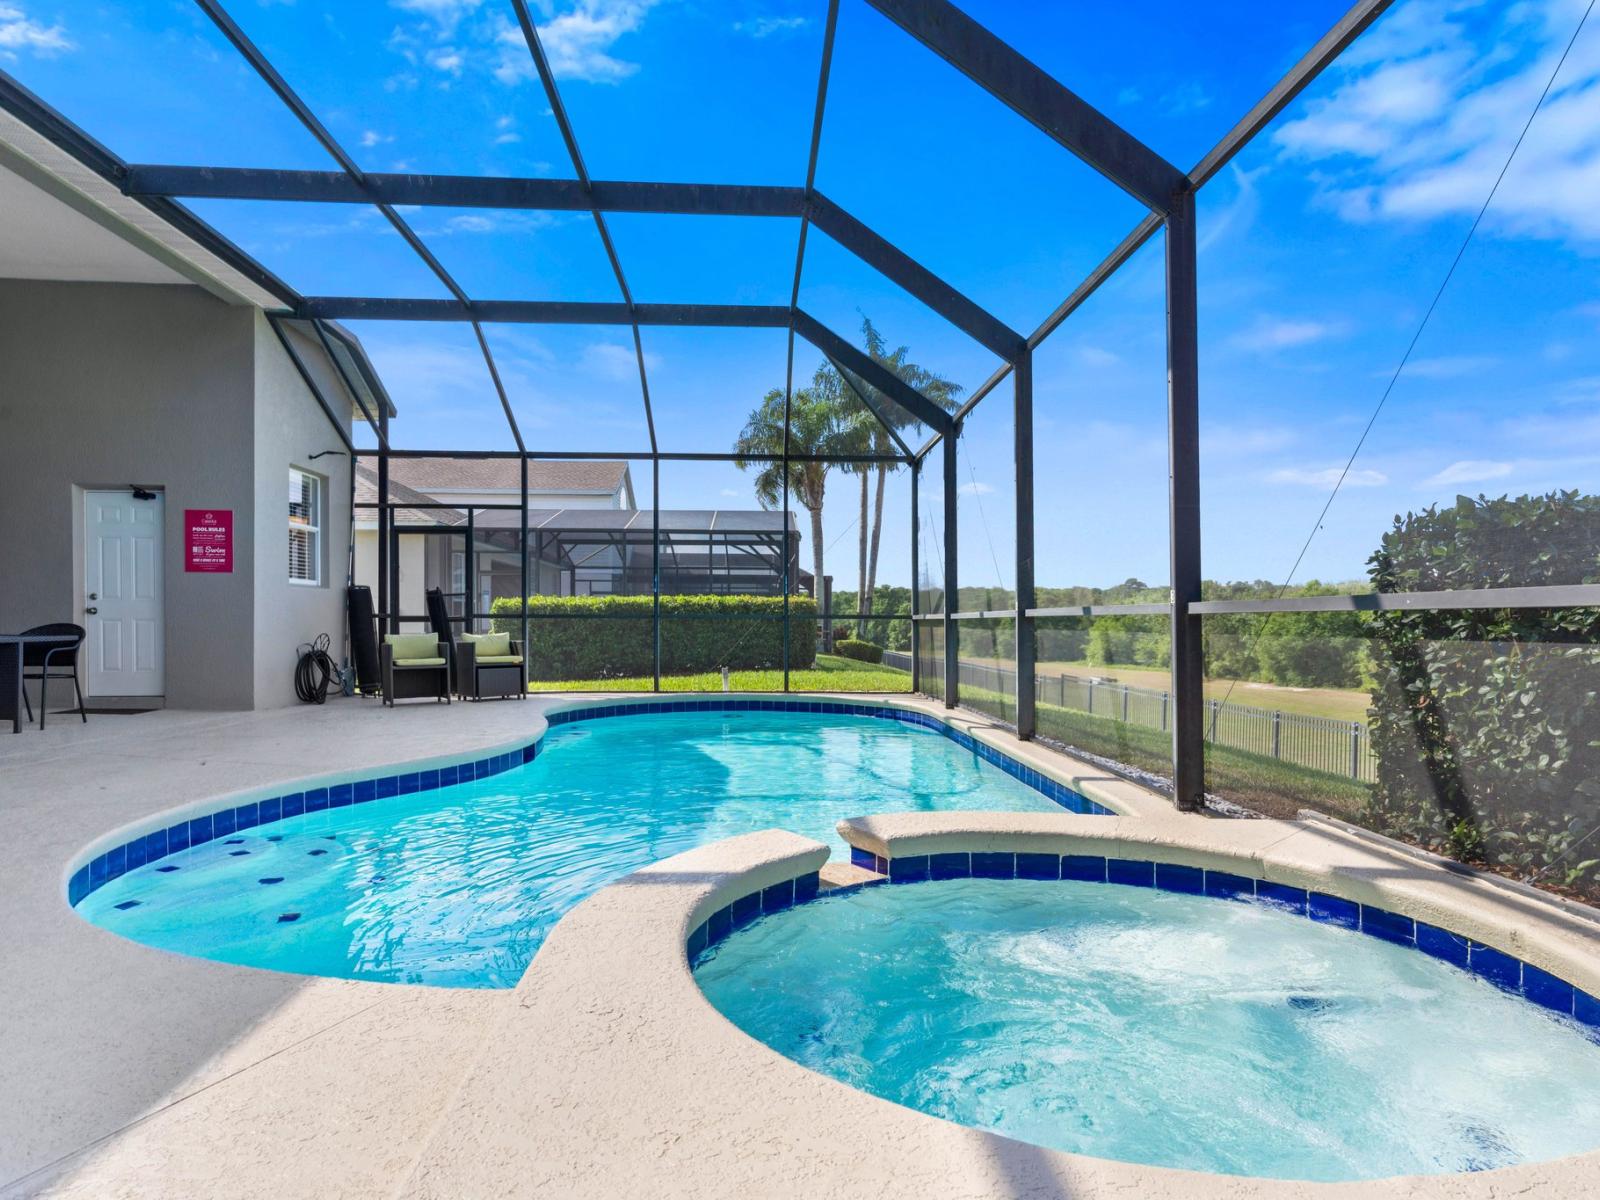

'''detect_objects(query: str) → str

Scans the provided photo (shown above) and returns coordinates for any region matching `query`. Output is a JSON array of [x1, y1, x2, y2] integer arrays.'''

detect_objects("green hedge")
[[489, 594, 816, 680], [1362, 491, 1600, 893], [832, 638, 884, 664]]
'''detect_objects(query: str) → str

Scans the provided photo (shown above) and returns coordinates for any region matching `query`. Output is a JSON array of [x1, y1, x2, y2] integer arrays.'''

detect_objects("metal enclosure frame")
[[6, 0, 1595, 809]]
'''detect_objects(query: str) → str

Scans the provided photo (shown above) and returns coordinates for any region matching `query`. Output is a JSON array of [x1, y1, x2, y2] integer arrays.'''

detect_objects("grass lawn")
[[527, 653, 912, 694], [956, 683, 1371, 822], [964, 655, 1371, 722]]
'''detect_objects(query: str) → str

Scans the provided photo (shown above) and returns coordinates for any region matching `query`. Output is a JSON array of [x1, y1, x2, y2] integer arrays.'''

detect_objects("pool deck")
[[3, 693, 1599, 1198]]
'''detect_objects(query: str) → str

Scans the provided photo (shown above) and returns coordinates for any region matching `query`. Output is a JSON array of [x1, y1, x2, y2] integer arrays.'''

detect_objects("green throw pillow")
[[461, 630, 511, 656], [385, 632, 439, 659]]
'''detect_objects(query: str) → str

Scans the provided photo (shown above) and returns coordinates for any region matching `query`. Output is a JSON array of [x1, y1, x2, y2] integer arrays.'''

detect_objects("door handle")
[[85, 607, 98, 615]]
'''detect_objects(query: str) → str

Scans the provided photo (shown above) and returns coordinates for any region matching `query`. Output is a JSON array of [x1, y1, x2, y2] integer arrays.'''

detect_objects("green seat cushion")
[[393, 656, 446, 668], [385, 633, 440, 659], [460, 630, 512, 657], [474, 655, 523, 666]]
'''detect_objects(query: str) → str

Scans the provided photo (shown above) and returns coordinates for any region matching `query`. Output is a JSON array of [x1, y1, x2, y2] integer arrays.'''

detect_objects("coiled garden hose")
[[295, 632, 338, 705]]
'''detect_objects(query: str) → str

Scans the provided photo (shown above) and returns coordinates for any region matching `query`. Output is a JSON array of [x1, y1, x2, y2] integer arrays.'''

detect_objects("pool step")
[[819, 861, 887, 893]]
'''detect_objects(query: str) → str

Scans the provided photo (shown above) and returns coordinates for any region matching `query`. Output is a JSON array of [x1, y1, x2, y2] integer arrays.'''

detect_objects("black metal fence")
[[885, 650, 1374, 783]]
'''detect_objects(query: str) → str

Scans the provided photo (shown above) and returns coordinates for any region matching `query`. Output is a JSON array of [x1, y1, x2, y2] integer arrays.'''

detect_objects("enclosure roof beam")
[[507, 0, 657, 454], [122, 166, 806, 215], [864, 0, 1187, 213], [298, 298, 792, 326], [124, 165, 1017, 359], [826, 353, 915, 459], [195, 0, 525, 451], [910, 0, 1396, 461], [807, 192, 1022, 359], [792, 309, 952, 434]]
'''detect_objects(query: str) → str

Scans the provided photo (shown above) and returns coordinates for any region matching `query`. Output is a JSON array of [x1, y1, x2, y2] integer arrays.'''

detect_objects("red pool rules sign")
[[184, 508, 233, 573]]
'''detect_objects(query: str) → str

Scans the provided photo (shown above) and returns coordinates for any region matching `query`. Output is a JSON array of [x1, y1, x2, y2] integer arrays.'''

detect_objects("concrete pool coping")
[[4, 693, 1600, 1197]]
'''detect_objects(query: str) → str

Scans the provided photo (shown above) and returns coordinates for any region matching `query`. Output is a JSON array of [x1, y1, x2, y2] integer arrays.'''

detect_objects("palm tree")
[[836, 318, 963, 637], [733, 385, 847, 603]]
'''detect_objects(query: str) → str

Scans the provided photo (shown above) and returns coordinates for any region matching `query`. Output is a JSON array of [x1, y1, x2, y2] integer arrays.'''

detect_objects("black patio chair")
[[20, 623, 87, 729], [424, 587, 458, 692]]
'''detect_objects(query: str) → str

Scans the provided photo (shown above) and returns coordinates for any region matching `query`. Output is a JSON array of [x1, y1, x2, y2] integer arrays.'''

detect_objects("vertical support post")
[[652, 457, 661, 692], [520, 455, 530, 695], [909, 459, 921, 694], [465, 507, 475, 633], [942, 427, 959, 710], [1013, 348, 1036, 739], [376, 420, 390, 636], [1166, 188, 1204, 812]]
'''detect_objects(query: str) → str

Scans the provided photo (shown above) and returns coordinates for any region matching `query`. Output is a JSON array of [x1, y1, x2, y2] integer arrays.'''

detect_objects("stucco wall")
[[0, 280, 257, 709], [251, 314, 351, 707], [0, 282, 355, 711]]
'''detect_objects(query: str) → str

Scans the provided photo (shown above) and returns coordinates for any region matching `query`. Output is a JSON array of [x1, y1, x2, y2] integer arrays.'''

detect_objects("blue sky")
[[5, 0, 1598, 596]]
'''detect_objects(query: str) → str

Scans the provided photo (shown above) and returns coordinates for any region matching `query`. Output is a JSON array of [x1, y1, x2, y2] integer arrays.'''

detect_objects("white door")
[[85, 490, 164, 697]]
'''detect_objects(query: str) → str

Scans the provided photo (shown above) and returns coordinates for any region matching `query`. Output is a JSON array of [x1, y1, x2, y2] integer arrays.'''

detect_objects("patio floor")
[[0, 696, 555, 1198]]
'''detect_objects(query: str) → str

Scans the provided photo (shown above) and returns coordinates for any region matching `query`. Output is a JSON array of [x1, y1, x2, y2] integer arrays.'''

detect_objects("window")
[[289, 468, 321, 585]]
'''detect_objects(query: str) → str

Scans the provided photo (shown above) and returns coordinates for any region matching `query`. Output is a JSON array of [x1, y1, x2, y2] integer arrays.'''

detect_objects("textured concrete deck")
[[3, 694, 1599, 1198]]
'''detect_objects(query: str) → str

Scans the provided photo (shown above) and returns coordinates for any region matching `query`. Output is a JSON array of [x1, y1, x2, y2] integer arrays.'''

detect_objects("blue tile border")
[[693, 849, 1600, 1039], [67, 698, 1107, 911]]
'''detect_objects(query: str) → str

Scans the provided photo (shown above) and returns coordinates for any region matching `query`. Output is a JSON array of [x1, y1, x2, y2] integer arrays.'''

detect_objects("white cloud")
[[1392, 354, 1500, 379], [426, 45, 464, 74], [720, 488, 741, 498], [1076, 345, 1120, 368], [1116, 85, 1142, 106], [495, 0, 658, 85], [0, 3, 73, 56], [959, 481, 994, 496], [581, 341, 659, 380], [1162, 81, 1212, 115], [391, 0, 483, 36], [494, 114, 520, 145], [733, 16, 808, 38], [1229, 315, 1346, 352], [1199, 425, 1296, 456], [1266, 466, 1388, 488], [360, 130, 393, 148], [1273, 0, 1600, 244], [1421, 459, 1514, 487]]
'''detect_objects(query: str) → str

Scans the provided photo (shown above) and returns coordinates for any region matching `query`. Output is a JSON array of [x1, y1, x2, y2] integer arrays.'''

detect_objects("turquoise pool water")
[[75, 710, 1065, 987], [695, 878, 1600, 1182]]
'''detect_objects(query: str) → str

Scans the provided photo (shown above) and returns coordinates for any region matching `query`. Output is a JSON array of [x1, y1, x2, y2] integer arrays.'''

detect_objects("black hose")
[[295, 633, 337, 704]]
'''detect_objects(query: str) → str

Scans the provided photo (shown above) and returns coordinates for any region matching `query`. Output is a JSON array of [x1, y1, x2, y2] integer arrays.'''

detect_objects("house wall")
[[0, 280, 257, 709], [0, 281, 355, 711], [251, 313, 352, 707]]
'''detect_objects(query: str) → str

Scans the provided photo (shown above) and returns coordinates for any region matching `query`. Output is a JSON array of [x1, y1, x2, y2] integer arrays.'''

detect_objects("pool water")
[[695, 878, 1600, 1182], [76, 711, 1066, 987]]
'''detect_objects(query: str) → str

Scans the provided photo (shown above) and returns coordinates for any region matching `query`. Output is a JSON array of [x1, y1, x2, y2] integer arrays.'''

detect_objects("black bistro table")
[[0, 634, 76, 733]]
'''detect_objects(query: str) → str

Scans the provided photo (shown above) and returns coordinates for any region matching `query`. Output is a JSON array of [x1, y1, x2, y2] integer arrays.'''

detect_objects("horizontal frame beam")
[[123, 165, 807, 216], [127, 166, 1017, 359], [353, 448, 907, 464], [1191, 585, 1600, 614], [299, 298, 791, 326], [864, 0, 1186, 213], [908, 586, 1600, 620]]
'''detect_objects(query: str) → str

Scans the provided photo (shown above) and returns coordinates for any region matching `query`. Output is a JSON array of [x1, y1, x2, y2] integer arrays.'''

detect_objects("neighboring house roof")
[[386, 457, 631, 498], [473, 509, 795, 533], [353, 463, 465, 526]]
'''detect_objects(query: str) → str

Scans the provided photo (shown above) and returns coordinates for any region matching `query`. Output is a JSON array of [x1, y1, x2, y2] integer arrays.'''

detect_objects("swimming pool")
[[72, 705, 1091, 987], [695, 876, 1600, 1183]]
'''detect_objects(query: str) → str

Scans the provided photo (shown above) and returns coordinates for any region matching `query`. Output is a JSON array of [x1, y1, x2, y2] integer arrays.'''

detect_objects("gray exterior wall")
[[0, 280, 352, 711], [251, 314, 351, 707]]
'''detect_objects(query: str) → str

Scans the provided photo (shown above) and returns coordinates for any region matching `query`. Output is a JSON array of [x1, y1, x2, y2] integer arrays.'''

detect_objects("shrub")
[[832, 638, 884, 664], [489, 594, 817, 680], [1361, 491, 1600, 894]]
